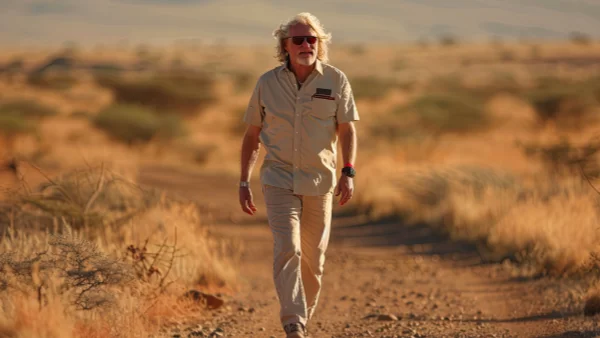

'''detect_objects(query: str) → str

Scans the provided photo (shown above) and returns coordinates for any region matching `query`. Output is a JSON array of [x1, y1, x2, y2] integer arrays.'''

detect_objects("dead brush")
[[0, 162, 160, 234], [518, 138, 600, 178], [0, 225, 135, 311], [125, 229, 186, 291]]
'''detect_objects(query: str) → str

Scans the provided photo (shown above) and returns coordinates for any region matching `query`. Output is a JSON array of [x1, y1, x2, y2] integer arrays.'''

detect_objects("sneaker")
[[284, 322, 306, 338]]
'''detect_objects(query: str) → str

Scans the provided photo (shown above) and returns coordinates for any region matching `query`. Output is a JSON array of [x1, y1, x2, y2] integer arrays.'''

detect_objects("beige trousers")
[[262, 184, 333, 327]]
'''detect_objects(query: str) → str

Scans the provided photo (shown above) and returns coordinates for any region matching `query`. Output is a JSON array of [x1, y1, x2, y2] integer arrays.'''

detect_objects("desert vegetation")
[[2, 37, 600, 335]]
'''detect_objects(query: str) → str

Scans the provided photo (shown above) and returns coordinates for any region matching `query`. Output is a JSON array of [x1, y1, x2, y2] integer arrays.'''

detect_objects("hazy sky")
[[1, 0, 599, 47]]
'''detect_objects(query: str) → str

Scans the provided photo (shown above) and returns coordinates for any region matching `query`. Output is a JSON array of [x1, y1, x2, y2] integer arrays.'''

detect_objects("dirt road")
[[140, 165, 600, 338]]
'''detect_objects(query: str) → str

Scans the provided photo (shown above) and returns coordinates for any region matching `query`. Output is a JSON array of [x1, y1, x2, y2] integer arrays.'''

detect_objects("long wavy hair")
[[272, 12, 332, 64]]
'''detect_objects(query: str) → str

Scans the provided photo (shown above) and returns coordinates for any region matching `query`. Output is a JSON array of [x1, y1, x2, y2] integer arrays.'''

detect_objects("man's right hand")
[[239, 187, 257, 215]]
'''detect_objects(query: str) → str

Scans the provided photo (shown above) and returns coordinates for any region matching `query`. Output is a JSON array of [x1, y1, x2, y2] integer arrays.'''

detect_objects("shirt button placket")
[[293, 93, 302, 191]]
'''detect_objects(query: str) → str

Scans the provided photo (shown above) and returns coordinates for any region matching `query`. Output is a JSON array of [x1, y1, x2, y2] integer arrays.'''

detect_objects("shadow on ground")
[[330, 213, 480, 258]]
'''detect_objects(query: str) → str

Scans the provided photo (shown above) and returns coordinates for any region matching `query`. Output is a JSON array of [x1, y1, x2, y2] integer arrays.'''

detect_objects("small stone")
[[377, 314, 398, 321], [259, 328, 265, 331], [183, 290, 224, 310]]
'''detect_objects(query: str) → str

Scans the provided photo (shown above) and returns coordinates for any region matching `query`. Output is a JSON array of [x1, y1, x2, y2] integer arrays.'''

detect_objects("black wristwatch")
[[341, 166, 356, 178]]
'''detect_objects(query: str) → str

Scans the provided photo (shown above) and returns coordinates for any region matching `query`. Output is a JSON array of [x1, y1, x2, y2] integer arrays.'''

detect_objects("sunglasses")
[[287, 36, 318, 45]]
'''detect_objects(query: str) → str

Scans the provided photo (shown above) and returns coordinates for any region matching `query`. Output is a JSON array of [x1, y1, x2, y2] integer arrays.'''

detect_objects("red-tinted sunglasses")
[[287, 36, 318, 45]]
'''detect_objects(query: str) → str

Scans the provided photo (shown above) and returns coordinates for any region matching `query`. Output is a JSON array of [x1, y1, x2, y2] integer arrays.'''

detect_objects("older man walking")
[[239, 12, 359, 338]]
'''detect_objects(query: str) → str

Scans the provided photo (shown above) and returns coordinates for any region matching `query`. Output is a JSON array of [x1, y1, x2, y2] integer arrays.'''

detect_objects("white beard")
[[295, 54, 316, 66]]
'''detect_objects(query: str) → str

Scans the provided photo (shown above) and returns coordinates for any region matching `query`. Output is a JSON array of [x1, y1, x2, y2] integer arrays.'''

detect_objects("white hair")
[[272, 12, 332, 64]]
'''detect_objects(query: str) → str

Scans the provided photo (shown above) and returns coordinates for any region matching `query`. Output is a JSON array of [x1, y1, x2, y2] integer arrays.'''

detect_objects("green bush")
[[426, 73, 521, 100], [350, 76, 413, 100], [0, 100, 57, 141], [96, 71, 217, 115], [0, 99, 58, 118], [0, 114, 34, 137], [402, 93, 488, 133], [27, 72, 78, 90], [524, 76, 600, 126], [93, 104, 186, 144]]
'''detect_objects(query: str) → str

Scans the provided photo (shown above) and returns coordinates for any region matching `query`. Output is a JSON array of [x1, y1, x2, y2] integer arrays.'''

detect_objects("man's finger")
[[241, 201, 254, 215], [248, 196, 257, 212], [342, 186, 355, 205], [239, 189, 255, 215], [334, 183, 341, 196], [340, 187, 349, 205]]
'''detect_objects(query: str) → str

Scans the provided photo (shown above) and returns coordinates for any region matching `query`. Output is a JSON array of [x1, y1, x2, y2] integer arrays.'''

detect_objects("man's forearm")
[[340, 123, 357, 166], [240, 133, 261, 182]]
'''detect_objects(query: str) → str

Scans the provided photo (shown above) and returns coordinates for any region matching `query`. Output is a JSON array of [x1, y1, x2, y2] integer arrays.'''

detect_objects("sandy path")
[[140, 165, 600, 338]]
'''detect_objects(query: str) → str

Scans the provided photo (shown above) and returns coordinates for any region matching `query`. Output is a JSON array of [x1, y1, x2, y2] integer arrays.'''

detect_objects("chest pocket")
[[309, 97, 337, 120]]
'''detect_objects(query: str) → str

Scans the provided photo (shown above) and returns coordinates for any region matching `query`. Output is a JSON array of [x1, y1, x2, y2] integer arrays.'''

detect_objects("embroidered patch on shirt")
[[313, 88, 334, 100], [316, 88, 332, 96]]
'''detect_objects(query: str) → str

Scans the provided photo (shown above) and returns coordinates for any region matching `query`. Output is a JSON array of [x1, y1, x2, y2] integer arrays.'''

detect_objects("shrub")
[[1, 165, 159, 232], [426, 73, 520, 100], [93, 104, 186, 144], [0, 114, 34, 137], [524, 76, 600, 126], [0, 230, 135, 310], [350, 76, 412, 100], [96, 71, 217, 115], [569, 31, 592, 45], [400, 93, 488, 134], [439, 34, 459, 46], [0, 100, 57, 150], [0, 99, 58, 118], [27, 72, 78, 90]]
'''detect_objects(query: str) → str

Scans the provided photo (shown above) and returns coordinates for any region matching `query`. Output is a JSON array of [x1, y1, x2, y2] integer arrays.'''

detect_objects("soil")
[[140, 165, 600, 338]]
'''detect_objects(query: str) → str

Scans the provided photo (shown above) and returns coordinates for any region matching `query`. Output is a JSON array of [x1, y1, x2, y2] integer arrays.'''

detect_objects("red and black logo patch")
[[312, 88, 334, 100]]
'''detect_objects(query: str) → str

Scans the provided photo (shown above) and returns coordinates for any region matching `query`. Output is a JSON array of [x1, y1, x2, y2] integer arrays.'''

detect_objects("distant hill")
[[1, 0, 599, 46]]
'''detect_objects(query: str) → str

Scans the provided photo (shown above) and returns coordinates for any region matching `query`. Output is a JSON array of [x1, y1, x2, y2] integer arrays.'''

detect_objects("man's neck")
[[289, 61, 315, 84]]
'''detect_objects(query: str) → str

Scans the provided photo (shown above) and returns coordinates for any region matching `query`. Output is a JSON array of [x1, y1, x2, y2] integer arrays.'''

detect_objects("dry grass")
[[0, 166, 241, 337], [2, 40, 600, 313]]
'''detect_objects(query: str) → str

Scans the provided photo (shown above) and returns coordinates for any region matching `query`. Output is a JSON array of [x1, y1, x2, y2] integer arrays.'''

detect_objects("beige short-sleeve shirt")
[[243, 60, 359, 196]]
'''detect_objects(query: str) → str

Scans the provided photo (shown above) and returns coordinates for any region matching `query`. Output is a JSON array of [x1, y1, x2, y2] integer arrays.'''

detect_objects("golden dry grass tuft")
[[0, 166, 240, 337]]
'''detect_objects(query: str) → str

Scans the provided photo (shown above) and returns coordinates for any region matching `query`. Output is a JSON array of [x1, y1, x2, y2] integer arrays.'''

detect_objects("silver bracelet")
[[239, 181, 249, 188]]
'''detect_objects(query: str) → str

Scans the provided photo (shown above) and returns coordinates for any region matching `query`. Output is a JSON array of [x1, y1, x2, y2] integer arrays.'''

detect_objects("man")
[[239, 12, 359, 338]]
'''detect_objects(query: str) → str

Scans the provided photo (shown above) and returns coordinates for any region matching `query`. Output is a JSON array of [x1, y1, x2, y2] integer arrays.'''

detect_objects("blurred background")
[[2, 1, 600, 336]]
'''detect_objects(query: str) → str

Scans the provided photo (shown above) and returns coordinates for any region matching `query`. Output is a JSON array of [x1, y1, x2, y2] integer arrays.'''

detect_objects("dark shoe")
[[284, 322, 306, 338]]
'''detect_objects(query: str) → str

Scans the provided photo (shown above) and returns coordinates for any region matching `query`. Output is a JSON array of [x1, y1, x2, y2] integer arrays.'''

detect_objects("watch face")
[[342, 167, 355, 177]]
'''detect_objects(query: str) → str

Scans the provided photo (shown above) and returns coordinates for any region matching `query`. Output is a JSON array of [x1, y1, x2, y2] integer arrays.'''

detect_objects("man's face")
[[285, 24, 318, 67]]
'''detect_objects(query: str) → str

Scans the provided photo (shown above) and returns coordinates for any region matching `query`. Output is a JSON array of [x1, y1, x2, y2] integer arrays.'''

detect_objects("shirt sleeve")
[[243, 78, 264, 127], [336, 72, 360, 124]]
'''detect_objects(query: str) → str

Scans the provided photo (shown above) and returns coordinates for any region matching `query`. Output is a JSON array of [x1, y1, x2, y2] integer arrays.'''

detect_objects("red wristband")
[[344, 163, 354, 168]]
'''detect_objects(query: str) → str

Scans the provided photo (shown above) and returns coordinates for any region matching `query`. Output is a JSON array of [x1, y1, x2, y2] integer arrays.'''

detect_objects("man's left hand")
[[334, 174, 354, 206]]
